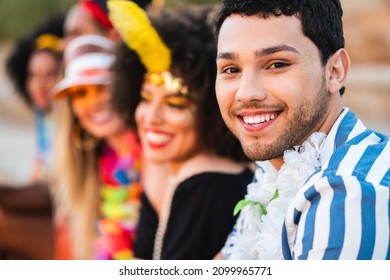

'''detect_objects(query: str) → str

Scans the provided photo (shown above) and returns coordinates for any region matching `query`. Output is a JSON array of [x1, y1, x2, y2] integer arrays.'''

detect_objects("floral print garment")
[[95, 132, 143, 260]]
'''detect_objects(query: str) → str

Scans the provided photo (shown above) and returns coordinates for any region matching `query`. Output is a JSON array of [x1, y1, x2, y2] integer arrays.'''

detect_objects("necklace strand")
[[152, 176, 177, 260]]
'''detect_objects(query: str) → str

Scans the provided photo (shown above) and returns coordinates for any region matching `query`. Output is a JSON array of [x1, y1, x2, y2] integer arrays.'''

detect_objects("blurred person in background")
[[62, 0, 152, 47], [51, 0, 160, 261], [0, 14, 65, 259], [108, 0, 253, 259], [6, 16, 64, 184], [51, 34, 143, 260]]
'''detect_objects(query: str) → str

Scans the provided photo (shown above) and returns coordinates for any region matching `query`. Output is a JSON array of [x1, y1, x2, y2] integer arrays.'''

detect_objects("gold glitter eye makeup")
[[165, 95, 192, 109]]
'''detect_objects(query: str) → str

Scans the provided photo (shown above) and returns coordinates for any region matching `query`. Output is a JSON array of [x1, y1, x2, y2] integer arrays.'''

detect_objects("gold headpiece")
[[146, 72, 188, 95], [107, 0, 188, 94], [35, 34, 61, 52]]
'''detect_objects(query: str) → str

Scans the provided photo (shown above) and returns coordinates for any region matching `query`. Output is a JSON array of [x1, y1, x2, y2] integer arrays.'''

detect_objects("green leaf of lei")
[[233, 199, 251, 216], [269, 189, 279, 202], [233, 189, 280, 216]]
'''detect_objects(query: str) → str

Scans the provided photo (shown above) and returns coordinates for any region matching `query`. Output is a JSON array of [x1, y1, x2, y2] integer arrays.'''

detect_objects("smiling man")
[[214, 0, 390, 260]]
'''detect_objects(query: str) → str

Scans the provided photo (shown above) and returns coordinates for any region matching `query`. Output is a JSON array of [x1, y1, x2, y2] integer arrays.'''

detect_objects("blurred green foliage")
[[0, 0, 220, 40], [0, 0, 74, 40]]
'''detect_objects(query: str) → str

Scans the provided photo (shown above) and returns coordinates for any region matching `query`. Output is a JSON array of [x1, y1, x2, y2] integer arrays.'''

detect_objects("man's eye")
[[269, 62, 289, 69], [222, 67, 240, 74]]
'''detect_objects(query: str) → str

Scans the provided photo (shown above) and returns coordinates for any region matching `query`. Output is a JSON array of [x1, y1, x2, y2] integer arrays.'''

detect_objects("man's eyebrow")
[[255, 45, 299, 57], [216, 52, 238, 61], [216, 45, 299, 61]]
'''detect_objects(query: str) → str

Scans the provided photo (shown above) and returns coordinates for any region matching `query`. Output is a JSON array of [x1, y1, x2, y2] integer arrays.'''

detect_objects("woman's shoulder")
[[175, 168, 252, 200], [176, 153, 254, 182], [183, 167, 253, 185]]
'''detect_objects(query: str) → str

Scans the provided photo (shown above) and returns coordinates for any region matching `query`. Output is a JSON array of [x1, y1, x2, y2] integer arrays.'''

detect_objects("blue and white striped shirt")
[[282, 108, 390, 259]]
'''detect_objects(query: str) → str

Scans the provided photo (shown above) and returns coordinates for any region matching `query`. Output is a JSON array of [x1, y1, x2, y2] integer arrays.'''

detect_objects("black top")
[[134, 168, 253, 260]]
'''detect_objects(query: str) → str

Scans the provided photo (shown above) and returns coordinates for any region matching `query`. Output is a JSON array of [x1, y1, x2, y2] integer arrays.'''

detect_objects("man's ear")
[[327, 48, 350, 95]]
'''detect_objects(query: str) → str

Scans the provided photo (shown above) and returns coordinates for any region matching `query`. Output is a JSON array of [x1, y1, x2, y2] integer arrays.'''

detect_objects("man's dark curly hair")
[[5, 14, 65, 108], [111, 4, 249, 162], [215, 0, 346, 95]]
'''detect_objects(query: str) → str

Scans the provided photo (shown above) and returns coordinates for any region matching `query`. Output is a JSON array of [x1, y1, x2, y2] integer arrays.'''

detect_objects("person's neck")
[[168, 152, 245, 183], [146, 153, 245, 216], [35, 107, 52, 116], [317, 101, 344, 134], [168, 153, 204, 182], [105, 130, 133, 157], [270, 157, 284, 170]]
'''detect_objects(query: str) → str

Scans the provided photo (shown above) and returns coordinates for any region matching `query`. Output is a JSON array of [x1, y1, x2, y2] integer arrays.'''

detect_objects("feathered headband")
[[107, 0, 188, 94]]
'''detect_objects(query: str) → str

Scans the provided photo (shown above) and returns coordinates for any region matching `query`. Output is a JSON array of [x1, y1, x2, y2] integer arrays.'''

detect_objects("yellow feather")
[[107, 0, 171, 73]]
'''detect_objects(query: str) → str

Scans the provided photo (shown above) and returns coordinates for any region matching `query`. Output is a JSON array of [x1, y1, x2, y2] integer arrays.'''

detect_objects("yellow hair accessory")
[[107, 0, 170, 73], [35, 34, 61, 52]]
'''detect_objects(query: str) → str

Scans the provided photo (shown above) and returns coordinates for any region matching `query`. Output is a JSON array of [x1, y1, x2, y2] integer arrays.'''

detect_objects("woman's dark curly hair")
[[5, 14, 65, 108], [111, 4, 249, 162]]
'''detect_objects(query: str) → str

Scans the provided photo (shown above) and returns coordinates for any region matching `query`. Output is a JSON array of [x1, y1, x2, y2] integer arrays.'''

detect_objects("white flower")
[[223, 204, 263, 259], [257, 199, 287, 259], [245, 162, 278, 205], [245, 181, 275, 205]]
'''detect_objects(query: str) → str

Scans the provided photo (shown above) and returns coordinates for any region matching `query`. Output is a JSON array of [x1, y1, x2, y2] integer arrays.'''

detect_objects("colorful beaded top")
[[95, 132, 143, 260]]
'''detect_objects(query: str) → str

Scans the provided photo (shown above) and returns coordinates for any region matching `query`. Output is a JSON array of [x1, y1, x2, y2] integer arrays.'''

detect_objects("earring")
[[72, 122, 100, 151]]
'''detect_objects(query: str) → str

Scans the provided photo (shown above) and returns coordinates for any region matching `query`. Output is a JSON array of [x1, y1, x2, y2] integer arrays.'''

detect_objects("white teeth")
[[243, 114, 276, 125], [145, 131, 171, 144]]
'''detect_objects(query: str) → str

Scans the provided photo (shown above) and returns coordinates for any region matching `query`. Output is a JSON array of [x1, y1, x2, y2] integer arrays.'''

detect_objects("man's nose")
[[235, 71, 267, 103]]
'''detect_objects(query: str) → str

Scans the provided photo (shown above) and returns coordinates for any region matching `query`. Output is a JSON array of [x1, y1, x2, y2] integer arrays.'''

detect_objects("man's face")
[[216, 14, 329, 161]]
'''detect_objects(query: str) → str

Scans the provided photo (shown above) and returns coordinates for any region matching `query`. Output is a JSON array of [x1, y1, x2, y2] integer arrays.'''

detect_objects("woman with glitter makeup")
[[108, 0, 254, 259], [51, 34, 143, 260]]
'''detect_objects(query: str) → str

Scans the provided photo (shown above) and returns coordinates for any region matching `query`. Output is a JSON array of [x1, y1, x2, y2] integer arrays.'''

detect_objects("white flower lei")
[[223, 132, 326, 260]]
